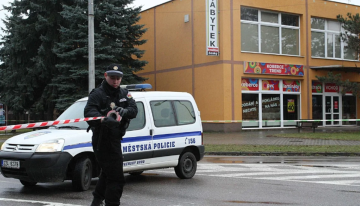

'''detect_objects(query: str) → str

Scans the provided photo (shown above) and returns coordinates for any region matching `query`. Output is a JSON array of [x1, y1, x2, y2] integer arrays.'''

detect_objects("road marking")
[[155, 163, 360, 187], [0, 198, 84, 206]]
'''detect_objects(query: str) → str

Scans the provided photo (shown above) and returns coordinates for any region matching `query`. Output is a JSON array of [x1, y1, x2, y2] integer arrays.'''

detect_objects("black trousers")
[[93, 151, 125, 206]]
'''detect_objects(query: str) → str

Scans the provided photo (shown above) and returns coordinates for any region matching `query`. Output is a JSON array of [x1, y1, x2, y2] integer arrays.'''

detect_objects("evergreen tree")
[[53, 0, 147, 111], [0, 0, 64, 119]]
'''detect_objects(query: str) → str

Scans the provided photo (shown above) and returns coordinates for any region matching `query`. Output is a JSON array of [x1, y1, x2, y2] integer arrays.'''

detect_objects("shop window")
[[311, 17, 358, 60], [312, 95, 323, 120], [342, 96, 356, 125], [241, 7, 300, 56], [283, 95, 299, 127], [262, 94, 280, 127], [242, 94, 259, 128]]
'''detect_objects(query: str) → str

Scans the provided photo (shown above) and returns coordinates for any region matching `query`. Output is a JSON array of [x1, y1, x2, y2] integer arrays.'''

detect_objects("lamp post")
[[88, 0, 95, 93]]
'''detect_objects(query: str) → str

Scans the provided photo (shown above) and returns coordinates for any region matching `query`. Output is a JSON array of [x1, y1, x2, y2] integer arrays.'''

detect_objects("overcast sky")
[[0, 0, 359, 37]]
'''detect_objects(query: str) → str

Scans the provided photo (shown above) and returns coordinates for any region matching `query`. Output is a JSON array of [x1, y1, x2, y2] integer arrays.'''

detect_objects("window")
[[127, 102, 146, 131], [311, 17, 358, 60], [173, 101, 196, 125], [151, 101, 176, 127], [150, 100, 196, 127], [242, 94, 259, 128], [241, 7, 300, 56]]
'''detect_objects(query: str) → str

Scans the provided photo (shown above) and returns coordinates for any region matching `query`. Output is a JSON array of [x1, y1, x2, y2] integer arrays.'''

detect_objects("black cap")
[[105, 64, 123, 77]]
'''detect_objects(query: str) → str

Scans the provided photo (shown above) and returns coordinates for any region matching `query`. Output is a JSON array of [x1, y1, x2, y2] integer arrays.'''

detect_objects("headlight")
[[0, 141, 6, 151], [36, 139, 65, 152]]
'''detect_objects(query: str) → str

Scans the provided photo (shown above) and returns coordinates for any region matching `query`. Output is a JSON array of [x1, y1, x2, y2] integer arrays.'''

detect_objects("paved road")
[[1, 156, 360, 206]]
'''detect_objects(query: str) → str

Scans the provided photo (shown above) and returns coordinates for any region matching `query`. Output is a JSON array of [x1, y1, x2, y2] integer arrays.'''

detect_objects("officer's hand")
[[115, 107, 128, 117], [101, 116, 119, 128]]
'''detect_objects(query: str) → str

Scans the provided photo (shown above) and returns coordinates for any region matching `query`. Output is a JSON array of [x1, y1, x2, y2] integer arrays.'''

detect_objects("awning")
[[310, 65, 360, 73]]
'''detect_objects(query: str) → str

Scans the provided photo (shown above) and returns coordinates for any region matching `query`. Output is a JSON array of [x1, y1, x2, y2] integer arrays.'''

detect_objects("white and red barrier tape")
[[0, 117, 103, 131]]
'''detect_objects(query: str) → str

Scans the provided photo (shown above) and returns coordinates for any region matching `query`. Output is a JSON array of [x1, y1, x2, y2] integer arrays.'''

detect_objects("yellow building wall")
[[136, 0, 360, 126]]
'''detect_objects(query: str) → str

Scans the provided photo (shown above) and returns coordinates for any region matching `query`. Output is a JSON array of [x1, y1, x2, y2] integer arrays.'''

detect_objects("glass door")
[[324, 95, 341, 126]]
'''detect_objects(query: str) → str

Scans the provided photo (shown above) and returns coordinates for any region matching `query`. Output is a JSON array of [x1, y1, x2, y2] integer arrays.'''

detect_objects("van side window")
[[173, 100, 196, 125], [127, 102, 146, 131], [150, 101, 176, 127]]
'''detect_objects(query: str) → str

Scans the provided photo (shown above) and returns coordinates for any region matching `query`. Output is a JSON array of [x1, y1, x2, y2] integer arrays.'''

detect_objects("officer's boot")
[[90, 197, 104, 206]]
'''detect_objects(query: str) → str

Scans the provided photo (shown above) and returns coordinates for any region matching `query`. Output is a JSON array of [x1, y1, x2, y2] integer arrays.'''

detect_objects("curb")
[[205, 152, 360, 156]]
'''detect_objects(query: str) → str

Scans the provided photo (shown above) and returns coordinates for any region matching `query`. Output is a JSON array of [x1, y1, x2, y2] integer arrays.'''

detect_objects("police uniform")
[[84, 64, 138, 206]]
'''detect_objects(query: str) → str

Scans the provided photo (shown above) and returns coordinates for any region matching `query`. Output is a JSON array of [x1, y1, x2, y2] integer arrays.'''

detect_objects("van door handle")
[[150, 129, 153, 136]]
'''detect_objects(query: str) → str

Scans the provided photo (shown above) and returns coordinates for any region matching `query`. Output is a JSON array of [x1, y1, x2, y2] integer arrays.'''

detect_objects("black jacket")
[[84, 81, 138, 152]]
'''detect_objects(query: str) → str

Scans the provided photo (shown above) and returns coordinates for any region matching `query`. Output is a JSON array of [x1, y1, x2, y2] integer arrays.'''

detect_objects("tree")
[[337, 13, 360, 56], [316, 13, 360, 96], [0, 0, 147, 116], [53, 0, 147, 111], [0, 0, 64, 119]]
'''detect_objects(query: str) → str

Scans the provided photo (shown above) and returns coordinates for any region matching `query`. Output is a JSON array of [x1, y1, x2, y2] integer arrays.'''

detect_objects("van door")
[[122, 98, 153, 171], [148, 98, 199, 168]]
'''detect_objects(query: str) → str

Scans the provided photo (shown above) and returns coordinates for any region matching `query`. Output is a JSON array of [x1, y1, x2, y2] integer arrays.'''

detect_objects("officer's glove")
[[101, 116, 119, 129], [115, 107, 128, 117]]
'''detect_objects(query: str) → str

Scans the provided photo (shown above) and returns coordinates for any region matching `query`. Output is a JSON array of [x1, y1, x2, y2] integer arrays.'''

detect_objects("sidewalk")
[[203, 126, 360, 146], [203, 126, 360, 156]]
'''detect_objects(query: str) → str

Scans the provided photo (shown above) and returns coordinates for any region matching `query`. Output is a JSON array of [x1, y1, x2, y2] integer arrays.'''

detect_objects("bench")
[[296, 120, 319, 133]]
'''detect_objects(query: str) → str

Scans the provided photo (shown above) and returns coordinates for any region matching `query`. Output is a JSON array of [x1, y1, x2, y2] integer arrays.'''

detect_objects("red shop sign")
[[283, 80, 301, 92], [325, 83, 339, 93], [262, 80, 280, 91], [244, 62, 304, 76], [312, 81, 323, 93], [334, 101, 338, 109], [241, 78, 259, 91]]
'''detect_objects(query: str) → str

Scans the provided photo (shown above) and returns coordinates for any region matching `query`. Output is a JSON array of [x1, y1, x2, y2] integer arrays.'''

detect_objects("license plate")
[[1, 160, 20, 169]]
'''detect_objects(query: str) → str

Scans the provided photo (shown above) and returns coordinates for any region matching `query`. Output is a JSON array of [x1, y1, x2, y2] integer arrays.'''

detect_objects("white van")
[[0, 84, 204, 191]]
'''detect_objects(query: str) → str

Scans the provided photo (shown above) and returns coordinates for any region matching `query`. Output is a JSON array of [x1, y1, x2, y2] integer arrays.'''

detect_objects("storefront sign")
[[325, 83, 339, 93], [262, 80, 280, 91], [241, 79, 259, 91], [312, 81, 322, 93], [244, 62, 304, 76], [287, 99, 295, 113], [283, 80, 301, 92], [206, 0, 219, 56], [0, 104, 4, 125]]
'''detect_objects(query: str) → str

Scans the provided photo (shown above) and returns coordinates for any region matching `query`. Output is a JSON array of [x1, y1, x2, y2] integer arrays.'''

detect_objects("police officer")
[[84, 64, 138, 206]]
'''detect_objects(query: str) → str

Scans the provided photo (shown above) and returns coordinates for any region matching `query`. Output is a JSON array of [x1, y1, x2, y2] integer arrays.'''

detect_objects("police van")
[[0, 84, 204, 191]]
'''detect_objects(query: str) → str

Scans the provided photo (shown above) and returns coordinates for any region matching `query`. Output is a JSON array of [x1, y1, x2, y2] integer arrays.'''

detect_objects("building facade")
[[136, 0, 360, 132]]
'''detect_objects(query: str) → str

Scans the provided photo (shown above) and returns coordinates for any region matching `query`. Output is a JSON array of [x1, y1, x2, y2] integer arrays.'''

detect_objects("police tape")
[[0, 117, 103, 131], [202, 119, 360, 123]]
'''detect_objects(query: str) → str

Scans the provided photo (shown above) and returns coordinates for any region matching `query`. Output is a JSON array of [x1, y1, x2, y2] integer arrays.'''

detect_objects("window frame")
[[311, 17, 358, 61], [241, 7, 300, 56]]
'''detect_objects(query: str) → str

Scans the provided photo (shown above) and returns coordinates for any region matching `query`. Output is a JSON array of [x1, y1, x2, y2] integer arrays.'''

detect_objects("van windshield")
[[55, 101, 88, 130]]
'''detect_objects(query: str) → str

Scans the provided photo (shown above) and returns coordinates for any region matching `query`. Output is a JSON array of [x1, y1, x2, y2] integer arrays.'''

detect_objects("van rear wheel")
[[174, 152, 197, 179], [72, 157, 93, 191], [20, 180, 37, 187]]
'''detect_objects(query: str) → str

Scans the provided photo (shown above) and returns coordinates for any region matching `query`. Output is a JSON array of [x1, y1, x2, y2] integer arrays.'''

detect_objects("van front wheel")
[[72, 157, 93, 191], [174, 152, 197, 179]]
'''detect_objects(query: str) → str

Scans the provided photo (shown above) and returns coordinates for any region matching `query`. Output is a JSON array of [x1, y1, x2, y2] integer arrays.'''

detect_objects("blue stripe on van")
[[63, 131, 201, 151], [63, 142, 92, 150], [153, 131, 202, 140]]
